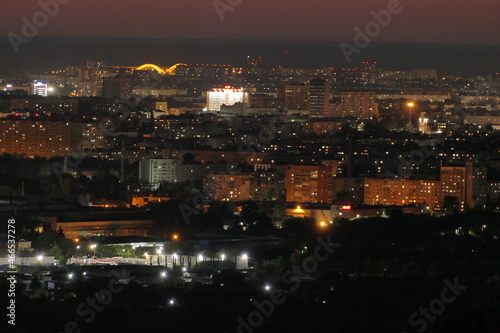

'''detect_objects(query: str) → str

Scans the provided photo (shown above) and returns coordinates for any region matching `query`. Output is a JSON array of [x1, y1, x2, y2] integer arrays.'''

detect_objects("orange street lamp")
[[407, 102, 415, 132]]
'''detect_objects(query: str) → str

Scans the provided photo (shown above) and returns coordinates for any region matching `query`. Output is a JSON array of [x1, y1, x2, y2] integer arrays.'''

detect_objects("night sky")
[[3, 0, 500, 44]]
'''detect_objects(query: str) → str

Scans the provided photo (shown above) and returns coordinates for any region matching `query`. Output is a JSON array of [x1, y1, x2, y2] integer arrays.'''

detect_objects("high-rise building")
[[206, 86, 249, 112], [249, 171, 284, 201], [139, 159, 182, 188], [103, 76, 132, 99], [284, 84, 309, 111], [77, 66, 104, 97], [77, 82, 95, 97], [332, 92, 377, 119], [360, 61, 377, 85], [440, 162, 487, 210], [309, 79, 330, 117], [285, 165, 330, 203]]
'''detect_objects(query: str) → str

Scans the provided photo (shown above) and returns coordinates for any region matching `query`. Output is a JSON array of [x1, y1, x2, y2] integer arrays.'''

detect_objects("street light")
[[407, 102, 415, 132], [90, 244, 97, 257], [220, 254, 226, 261]]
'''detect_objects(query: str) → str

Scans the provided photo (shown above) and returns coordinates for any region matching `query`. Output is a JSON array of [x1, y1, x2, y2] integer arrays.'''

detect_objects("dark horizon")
[[1, 37, 499, 76]]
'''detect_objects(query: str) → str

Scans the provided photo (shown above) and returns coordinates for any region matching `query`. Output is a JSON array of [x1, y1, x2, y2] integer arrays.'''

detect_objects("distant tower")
[[309, 78, 330, 117], [360, 61, 377, 85], [103, 75, 132, 99]]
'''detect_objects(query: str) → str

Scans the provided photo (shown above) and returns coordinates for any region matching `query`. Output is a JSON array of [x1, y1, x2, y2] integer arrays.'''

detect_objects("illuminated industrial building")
[[206, 86, 249, 112], [31, 81, 48, 97]]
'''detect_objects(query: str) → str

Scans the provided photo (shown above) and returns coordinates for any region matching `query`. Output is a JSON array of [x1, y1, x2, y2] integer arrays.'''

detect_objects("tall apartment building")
[[309, 79, 330, 117], [285, 165, 330, 203], [440, 162, 487, 210], [0, 119, 83, 158], [332, 92, 377, 119], [284, 84, 309, 111], [139, 159, 182, 187], [103, 76, 132, 99], [81, 123, 109, 151], [203, 173, 251, 201], [249, 172, 285, 201]]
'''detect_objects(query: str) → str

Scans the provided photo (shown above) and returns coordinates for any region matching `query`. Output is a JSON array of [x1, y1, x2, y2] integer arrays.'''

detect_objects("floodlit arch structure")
[[136, 64, 166, 75], [135, 63, 188, 75]]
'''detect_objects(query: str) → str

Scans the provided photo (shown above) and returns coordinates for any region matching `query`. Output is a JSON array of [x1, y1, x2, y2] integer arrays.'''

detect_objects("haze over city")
[[3, 0, 500, 44]]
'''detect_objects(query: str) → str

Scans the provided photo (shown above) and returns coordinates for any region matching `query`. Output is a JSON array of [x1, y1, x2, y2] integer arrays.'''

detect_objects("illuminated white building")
[[206, 86, 249, 112], [31, 81, 48, 97], [139, 159, 182, 189]]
